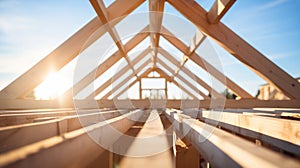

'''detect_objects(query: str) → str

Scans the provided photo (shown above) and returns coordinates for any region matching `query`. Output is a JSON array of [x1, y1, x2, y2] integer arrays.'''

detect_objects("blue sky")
[[0, 0, 299, 98]]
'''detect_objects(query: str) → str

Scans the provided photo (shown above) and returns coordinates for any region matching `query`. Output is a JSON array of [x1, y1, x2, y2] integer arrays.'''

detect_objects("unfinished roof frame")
[[0, 0, 299, 109]]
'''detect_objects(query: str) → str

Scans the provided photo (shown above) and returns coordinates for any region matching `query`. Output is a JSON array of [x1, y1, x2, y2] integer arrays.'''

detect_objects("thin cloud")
[[267, 51, 299, 60], [257, 0, 289, 11]]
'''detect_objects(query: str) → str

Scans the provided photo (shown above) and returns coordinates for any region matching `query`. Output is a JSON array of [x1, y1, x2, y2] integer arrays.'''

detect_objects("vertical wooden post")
[[139, 79, 142, 100]]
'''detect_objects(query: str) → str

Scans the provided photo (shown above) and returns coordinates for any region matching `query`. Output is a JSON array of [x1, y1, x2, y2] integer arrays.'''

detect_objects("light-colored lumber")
[[165, 109, 300, 168], [90, 0, 138, 77], [167, 0, 300, 99], [149, 0, 165, 67], [159, 48, 224, 98], [0, 109, 116, 126], [70, 26, 149, 96], [0, 110, 124, 153], [0, 0, 146, 99], [0, 110, 143, 168], [174, 30, 206, 79], [207, 0, 236, 24], [199, 110, 300, 146], [102, 59, 152, 99], [160, 26, 253, 98], [87, 47, 151, 99], [117, 110, 174, 168], [158, 58, 208, 99], [112, 68, 153, 99], [1, 99, 300, 110]]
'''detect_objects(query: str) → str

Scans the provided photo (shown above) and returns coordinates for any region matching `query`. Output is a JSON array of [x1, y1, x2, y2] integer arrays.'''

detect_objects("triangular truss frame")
[[1, 0, 299, 109]]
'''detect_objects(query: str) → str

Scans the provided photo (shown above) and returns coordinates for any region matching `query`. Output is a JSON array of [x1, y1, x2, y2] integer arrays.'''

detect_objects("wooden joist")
[[117, 110, 174, 168], [194, 110, 300, 156], [1, 99, 300, 110], [0, 109, 143, 167], [0, 110, 125, 153], [165, 109, 300, 168]]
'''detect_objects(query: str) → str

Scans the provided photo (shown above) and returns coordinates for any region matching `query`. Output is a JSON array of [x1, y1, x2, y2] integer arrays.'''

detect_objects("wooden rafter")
[[102, 59, 152, 99], [154, 68, 197, 99], [207, 0, 236, 24], [159, 48, 224, 98], [157, 58, 208, 99], [90, 0, 138, 78], [69, 26, 149, 96], [160, 26, 253, 98], [173, 29, 206, 77], [115, 67, 197, 100], [113, 68, 153, 99], [167, 0, 300, 99], [149, 0, 165, 68], [87, 47, 151, 99], [0, 0, 145, 99]]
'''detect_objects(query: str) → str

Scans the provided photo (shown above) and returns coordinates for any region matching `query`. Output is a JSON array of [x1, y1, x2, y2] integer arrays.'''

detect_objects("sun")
[[34, 71, 69, 100]]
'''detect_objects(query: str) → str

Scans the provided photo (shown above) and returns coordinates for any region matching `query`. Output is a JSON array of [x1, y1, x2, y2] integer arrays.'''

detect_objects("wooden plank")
[[159, 48, 224, 98], [194, 110, 300, 156], [149, 0, 165, 67], [160, 26, 253, 98], [117, 110, 174, 168], [167, 0, 300, 99], [0, 110, 124, 153], [207, 0, 236, 24], [0, 109, 115, 126], [87, 47, 151, 99], [199, 110, 300, 146], [0, 0, 146, 99], [165, 109, 300, 168], [0, 110, 143, 167]]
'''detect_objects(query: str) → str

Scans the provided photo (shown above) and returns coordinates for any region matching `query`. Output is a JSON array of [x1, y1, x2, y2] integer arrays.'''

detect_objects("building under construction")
[[0, 0, 300, 167]]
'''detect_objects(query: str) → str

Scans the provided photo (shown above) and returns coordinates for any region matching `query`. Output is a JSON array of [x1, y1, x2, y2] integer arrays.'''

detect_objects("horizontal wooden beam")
[[0, 110, 142, 167], [194, 110, 300, 156], [1, 99, 300, 109], [117, 110, 174, 167], [0, 110, 124, 153], [167, 0, 300, 99], [207, 0, 236, 24], [165, 110, 300, 167]]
